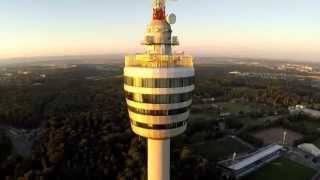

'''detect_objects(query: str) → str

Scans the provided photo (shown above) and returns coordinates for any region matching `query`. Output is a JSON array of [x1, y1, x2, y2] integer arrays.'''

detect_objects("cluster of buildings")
[[278, 64, 313, 73], [218, 142, 320, 179], [214, 104, 320, 179], [289, 105, 320, 119], [229, 71, 289, 80], [298, 143, 320, 157], [0, 68, 47, 86]]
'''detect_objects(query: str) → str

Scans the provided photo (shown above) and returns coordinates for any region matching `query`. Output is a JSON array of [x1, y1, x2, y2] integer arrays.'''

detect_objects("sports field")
[[244, 157, 316, 180], [301, 120, 320, 132], [252, 127, 303, 146], [191, 137, 252, 161], [314, 138, 320, 149], [216, 102, 251, 113]]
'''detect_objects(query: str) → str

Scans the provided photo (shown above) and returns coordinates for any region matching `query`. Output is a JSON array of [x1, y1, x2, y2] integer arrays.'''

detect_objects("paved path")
[[311, 171, 320, 180], [0, 125, 39, 157], [229, 135, 256, 150]]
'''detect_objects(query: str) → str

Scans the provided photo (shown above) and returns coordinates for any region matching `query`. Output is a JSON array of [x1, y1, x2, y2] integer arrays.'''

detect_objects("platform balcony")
[[125, 54, 193, 68], [142, 36, 179, 46]]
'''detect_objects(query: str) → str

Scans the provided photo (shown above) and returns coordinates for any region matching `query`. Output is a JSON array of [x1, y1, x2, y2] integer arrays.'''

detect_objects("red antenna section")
[[152, 0, 166, 20], [153, 8, 166, 20]]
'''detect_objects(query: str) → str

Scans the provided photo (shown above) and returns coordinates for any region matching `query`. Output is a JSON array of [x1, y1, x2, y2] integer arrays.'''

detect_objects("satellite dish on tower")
[[167, 13, 176, 24]]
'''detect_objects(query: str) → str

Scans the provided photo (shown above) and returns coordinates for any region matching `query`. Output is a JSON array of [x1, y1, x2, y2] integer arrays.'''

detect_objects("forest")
[[0, 63, 319, 179]]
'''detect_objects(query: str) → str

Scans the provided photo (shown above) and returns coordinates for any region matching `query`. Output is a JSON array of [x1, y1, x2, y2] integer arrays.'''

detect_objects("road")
[[0, 124, 39, 157]]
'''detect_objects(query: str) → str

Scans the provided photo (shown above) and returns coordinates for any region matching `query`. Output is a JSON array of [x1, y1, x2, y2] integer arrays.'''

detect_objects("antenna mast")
[[153, 0, 166, 20]]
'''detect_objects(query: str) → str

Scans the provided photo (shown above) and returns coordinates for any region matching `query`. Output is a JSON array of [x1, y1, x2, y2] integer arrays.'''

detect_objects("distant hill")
[[0, 54, 124, 66], [0, 54, 317, 68]]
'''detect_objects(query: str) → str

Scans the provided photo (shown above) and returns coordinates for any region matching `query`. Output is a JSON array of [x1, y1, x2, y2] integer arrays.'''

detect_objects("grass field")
[[189, 111, 218, 122], [189, 103, 220, 122], [238, 117, 263, 126], [301, 120, 320, 132], [252, 127, 303, 146], [244, 157, 316, 180], [313, 138, 320, 149], [191, 137, 252, 161], [216, 102, 251, 113]]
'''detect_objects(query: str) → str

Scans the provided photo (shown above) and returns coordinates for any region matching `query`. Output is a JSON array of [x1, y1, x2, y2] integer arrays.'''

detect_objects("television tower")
[[124, 0, 194, 180]]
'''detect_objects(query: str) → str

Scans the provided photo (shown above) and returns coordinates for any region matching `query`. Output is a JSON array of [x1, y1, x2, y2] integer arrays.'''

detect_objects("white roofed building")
[[218, 144, 286, 179], [298, 143, 320, 157], [289, 105, 320, 118]]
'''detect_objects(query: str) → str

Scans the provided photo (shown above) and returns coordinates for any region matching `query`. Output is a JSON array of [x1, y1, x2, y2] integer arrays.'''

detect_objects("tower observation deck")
[[124, 0, 194, 180]]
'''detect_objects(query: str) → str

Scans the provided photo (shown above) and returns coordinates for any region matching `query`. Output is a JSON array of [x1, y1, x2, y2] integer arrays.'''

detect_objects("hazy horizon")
[[1, 0, 320, 61], [1, 53, 318, 67]]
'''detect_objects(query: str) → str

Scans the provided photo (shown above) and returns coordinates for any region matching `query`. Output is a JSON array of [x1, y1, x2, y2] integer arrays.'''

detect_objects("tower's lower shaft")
[[148, 139, 170, 180]]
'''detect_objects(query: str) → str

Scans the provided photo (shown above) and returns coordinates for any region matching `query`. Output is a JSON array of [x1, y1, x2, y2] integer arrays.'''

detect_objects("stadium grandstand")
[[218, 144, 287, 179]]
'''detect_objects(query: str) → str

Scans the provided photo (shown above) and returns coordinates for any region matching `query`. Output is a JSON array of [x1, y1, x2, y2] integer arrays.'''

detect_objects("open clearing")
[[244, 157, 316, 180], [191, 136, 252, 161], [216, 102, 251, 113], [301, 120, 320, 132], [252, 127, 303, 146], [314, 138, 320, 149]]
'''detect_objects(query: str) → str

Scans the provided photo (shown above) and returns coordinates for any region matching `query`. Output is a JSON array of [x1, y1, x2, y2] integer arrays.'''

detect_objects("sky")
[[0, 0, 320, 61]]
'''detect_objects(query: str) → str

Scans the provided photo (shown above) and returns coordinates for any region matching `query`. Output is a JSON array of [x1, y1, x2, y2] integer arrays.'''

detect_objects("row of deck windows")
[[131, 120, 186, 130], [124, 76, 194, 88], [125, 92, 192, 104], [128, 105, 189, 116]]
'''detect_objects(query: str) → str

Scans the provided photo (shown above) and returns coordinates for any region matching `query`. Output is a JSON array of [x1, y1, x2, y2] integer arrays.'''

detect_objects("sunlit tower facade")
[[124, 0, 194, 180]]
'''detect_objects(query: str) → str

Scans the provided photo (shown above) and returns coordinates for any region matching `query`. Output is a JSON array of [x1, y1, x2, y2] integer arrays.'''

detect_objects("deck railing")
[[125, 54, 193, 68], [142, 36, 179, 45]]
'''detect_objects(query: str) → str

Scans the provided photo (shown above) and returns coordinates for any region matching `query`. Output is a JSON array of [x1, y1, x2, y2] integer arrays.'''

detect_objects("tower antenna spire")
[[153, 0, 166, 20]]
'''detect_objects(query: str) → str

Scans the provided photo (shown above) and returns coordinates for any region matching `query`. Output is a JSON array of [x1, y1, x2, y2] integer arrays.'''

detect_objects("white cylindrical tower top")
[[124, 0, 194, 140]]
